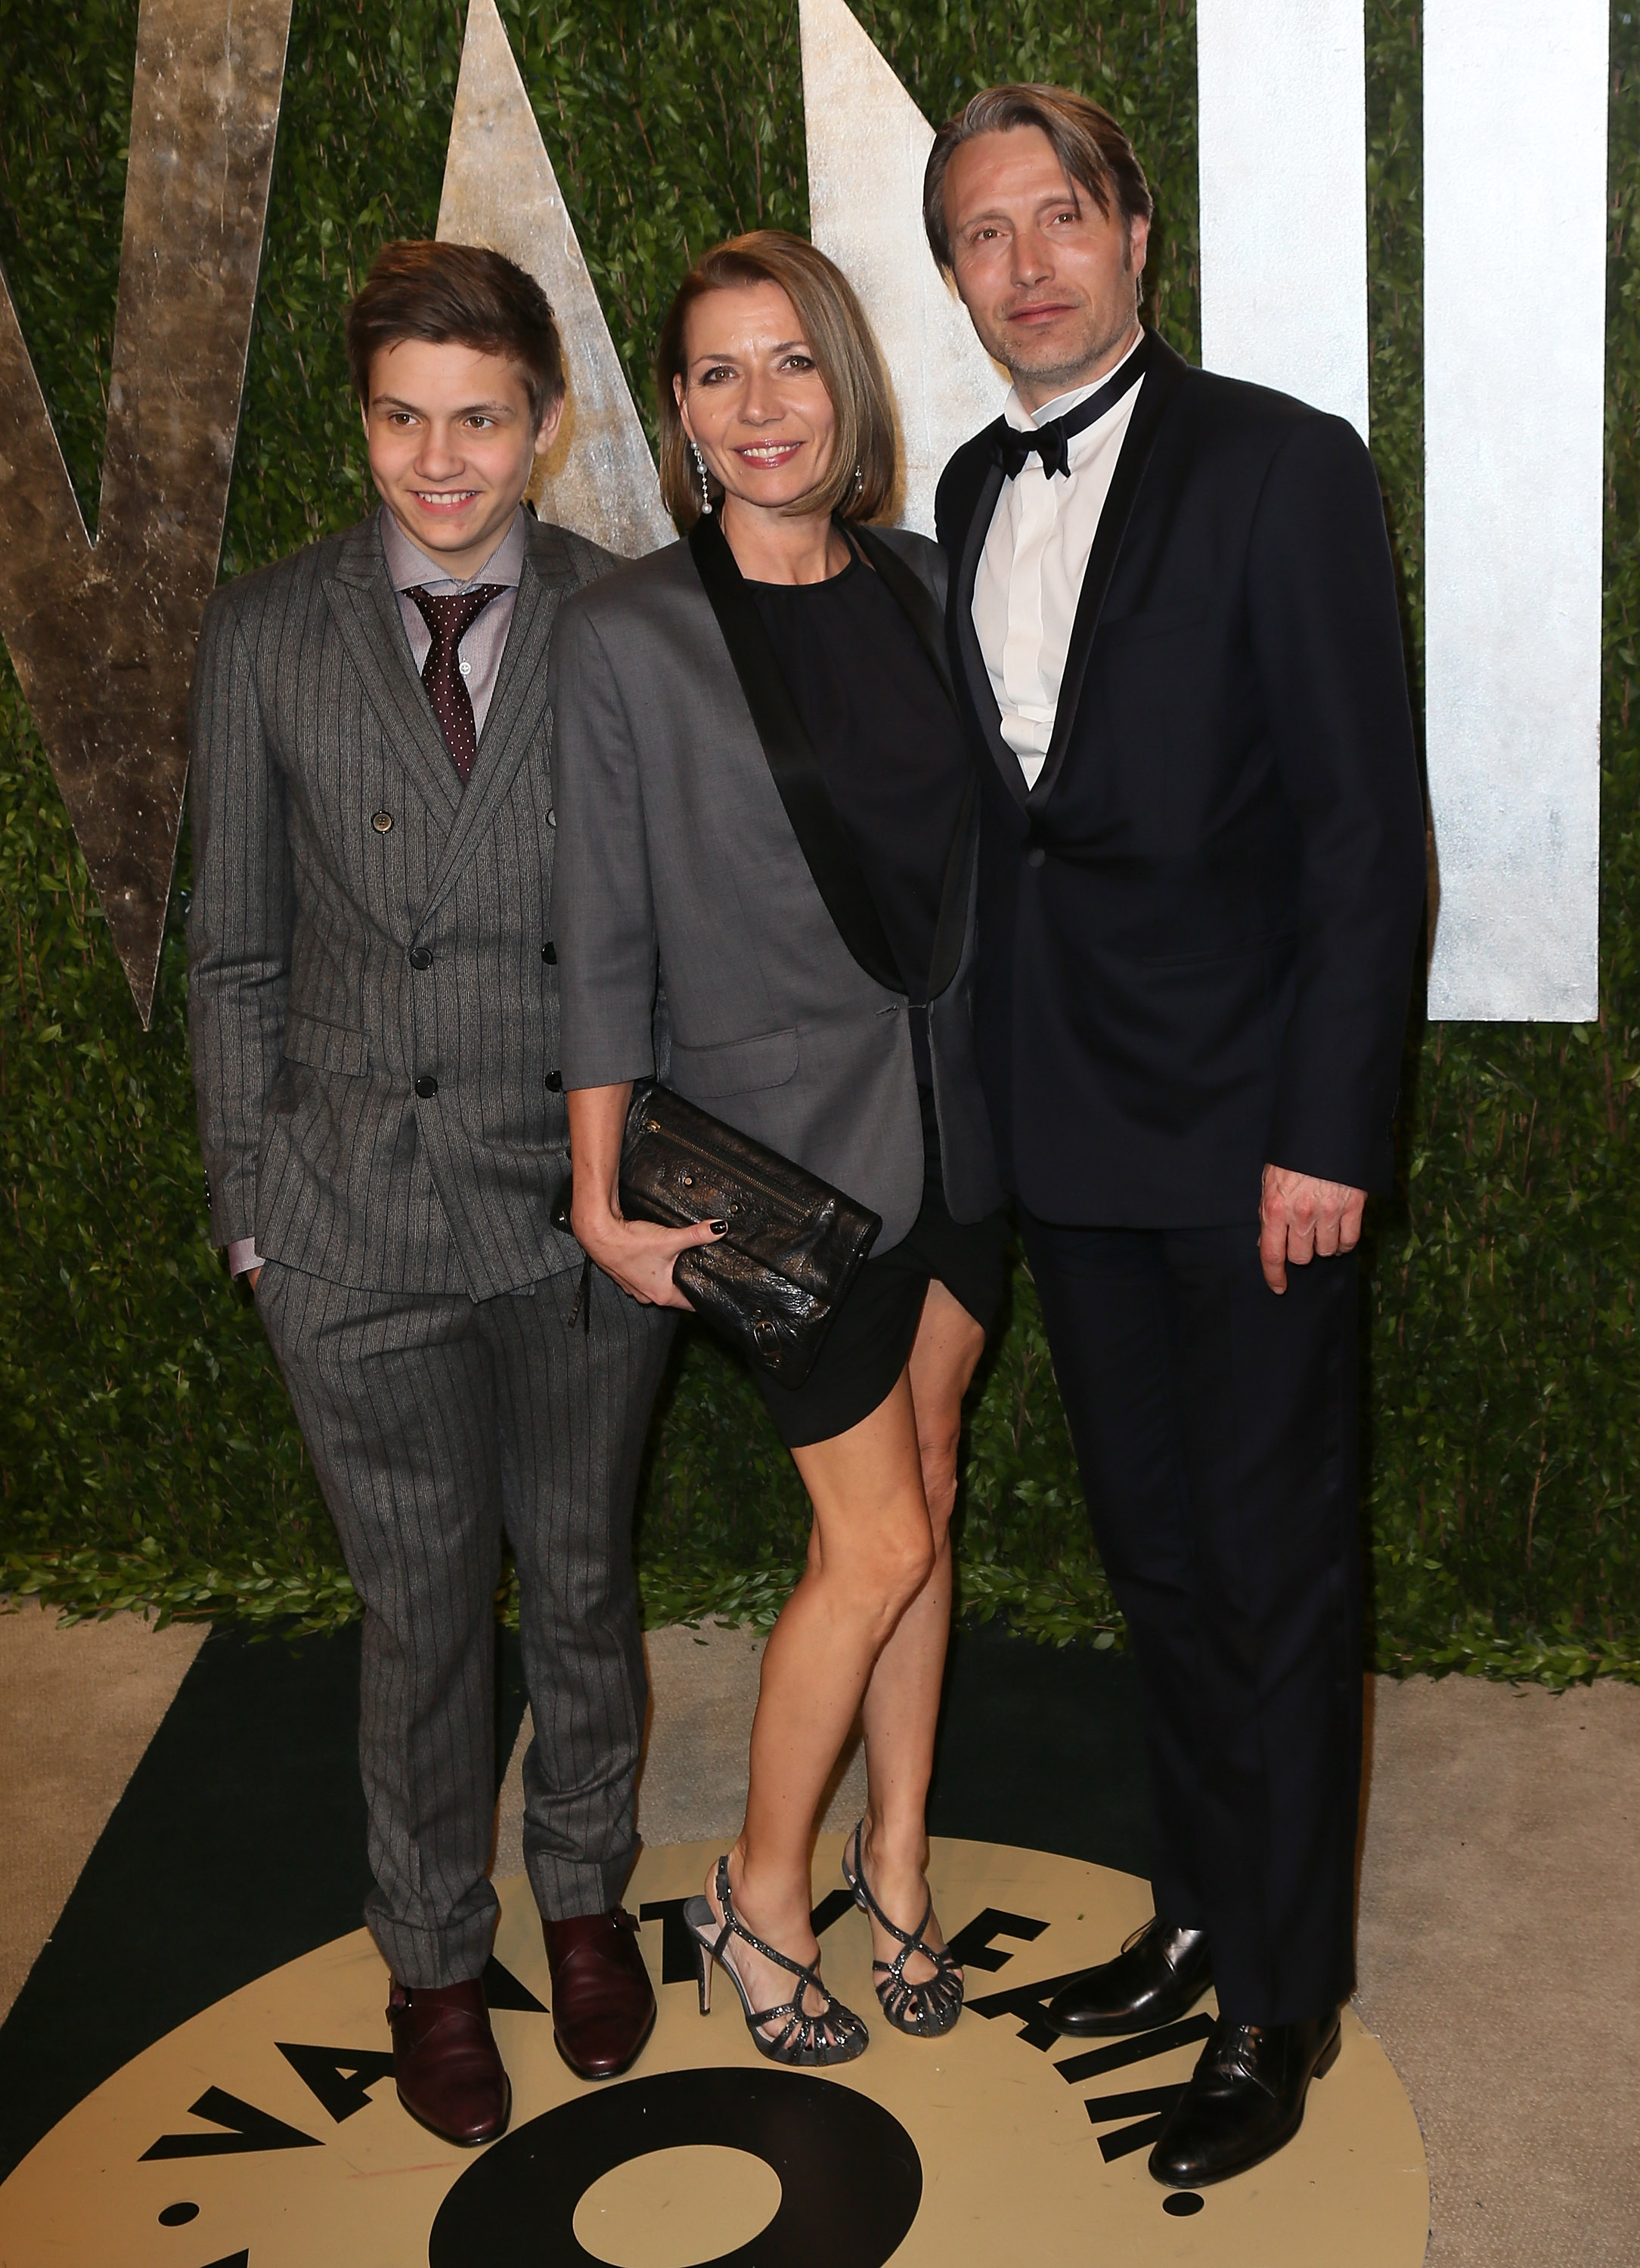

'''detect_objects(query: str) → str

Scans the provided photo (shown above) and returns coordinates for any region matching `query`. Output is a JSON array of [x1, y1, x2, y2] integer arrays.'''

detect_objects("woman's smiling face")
[[675, 280, 838, 516]]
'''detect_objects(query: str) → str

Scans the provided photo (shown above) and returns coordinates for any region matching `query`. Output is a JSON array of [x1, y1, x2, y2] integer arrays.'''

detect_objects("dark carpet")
[[0, 1616, 1146, 2182]]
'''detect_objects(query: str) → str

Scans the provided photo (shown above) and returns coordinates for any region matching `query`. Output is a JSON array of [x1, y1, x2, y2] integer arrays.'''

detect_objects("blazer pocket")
[[281, 1012, 370, 1075], [671, 1027, 798, 1098], [1100, 600, 1209, 641]]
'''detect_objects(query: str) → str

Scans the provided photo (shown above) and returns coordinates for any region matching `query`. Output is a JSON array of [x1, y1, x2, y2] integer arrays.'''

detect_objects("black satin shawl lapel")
[[851, 523, 955, 705], [927, 772, 977, 1000], [850, 524, 975, 1004], [322, 521, 463, 822], [1027, 332, 1189, 807], [687, 514, 903, 995], [947, 454, 1029, 814]]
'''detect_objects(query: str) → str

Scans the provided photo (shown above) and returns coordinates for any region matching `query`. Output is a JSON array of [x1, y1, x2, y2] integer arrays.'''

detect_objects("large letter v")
[[0, 0, 293, 1024]]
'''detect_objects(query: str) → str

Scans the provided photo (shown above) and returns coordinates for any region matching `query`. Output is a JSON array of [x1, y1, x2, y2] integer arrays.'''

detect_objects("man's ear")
[[534, 392, 567, 458], [1127, 212, 1151, 280]]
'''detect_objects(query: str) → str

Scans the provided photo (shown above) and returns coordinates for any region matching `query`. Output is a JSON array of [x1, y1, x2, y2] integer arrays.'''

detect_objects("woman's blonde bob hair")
[[655, 231, 899, 530]]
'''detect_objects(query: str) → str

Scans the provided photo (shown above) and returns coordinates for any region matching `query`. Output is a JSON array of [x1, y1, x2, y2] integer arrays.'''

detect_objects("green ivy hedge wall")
[[2, 1, 1636, 1683]]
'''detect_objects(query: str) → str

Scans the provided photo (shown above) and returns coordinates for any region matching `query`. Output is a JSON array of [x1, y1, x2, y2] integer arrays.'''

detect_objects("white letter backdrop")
[[442, 0, 1611, 1025]]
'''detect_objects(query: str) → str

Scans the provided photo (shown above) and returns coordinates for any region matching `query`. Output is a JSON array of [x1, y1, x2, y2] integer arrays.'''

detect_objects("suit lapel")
[[321, 516, 464, 823], [947, 453, 1030, 814], [687, 514, 904, 994], [850, 523, 978, 1002], [419, 545, 563, 918], [851, 525, 955, 705], [1027, 332, 1189, 807]]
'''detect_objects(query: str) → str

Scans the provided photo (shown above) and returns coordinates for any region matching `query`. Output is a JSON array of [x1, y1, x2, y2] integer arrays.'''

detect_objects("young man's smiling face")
[[363, 337, 563, 579]]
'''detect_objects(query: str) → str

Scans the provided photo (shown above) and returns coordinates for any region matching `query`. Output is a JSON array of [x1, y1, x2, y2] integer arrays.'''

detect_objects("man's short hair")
[[653, 230, 898, 530], [923, 84, 1154, 272], [346, 240, 566, 426]]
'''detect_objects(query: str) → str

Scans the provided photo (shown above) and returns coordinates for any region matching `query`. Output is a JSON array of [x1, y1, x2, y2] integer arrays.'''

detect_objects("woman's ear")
[[674, 372, 693, 442]]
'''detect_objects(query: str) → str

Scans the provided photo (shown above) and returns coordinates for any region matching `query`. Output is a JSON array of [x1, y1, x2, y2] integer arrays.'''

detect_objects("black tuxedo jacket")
[[936, 331, 1425, 1225]]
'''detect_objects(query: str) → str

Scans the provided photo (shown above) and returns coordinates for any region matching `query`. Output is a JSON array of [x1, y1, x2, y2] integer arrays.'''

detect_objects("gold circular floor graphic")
[[0, 1837, 1428, 2267]]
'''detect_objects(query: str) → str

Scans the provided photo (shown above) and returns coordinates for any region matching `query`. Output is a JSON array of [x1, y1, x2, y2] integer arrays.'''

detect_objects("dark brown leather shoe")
[[1048, 1919, 1213, 2037], [543, 1907, 656, 2080], [386, 1978, 510, 2146], [1149, 2010, 1342, 2186]]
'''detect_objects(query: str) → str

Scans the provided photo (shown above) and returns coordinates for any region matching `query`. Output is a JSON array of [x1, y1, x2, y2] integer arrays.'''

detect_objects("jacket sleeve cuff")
[[226, 1237, 266, 1278]]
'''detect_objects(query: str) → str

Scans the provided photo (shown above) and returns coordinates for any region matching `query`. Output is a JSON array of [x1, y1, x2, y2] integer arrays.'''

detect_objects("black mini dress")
[[746, 550, 1009, 1450]]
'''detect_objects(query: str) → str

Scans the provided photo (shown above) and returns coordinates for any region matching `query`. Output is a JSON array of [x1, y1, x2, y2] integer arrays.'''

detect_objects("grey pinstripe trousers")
[[256, 1259, 675, 1986]]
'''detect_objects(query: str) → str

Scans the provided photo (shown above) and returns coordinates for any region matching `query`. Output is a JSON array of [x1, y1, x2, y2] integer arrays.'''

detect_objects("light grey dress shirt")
[[380, 503, 528, 741]]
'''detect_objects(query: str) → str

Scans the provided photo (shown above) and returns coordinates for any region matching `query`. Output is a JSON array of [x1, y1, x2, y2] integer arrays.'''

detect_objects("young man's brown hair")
[[923, 84, 1153, 272], [346, 240, 566, 423], [653, 230, 899, 530]]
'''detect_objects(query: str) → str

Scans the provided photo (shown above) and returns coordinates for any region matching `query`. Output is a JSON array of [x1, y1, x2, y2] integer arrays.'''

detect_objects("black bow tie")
[[991, 339, 1149, 482]]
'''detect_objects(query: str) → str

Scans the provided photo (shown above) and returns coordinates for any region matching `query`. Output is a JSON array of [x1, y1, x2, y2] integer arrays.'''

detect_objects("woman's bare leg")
[[705, 1375, 935, 2034], [856, 1280, 987, 1984]]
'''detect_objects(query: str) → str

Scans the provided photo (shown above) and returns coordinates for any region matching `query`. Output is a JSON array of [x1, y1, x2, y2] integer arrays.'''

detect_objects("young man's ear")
[[534, 393, 567, 460]]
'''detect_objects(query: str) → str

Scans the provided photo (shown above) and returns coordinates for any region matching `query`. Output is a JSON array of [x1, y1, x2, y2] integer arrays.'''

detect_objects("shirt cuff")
[[226, 1238, 265, 1278]]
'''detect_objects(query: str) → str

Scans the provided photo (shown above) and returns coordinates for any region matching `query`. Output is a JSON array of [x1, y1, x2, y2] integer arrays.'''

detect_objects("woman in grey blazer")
[[550, 233, 1007, 2066]]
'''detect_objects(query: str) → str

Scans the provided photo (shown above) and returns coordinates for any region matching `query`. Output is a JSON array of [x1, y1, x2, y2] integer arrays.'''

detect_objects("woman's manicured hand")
[[566, 1079, 726, 1309], [572, 1204, 724, 1310]]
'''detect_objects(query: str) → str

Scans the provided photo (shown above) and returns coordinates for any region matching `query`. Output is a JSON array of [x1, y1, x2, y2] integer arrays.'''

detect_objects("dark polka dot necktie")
[[405, 584, 505, 782]]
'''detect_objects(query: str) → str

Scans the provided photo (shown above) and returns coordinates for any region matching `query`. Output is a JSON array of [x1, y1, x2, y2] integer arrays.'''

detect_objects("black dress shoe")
[[1048, 1919, 1212, 2037], [1149, 2010, 1341, 2186]]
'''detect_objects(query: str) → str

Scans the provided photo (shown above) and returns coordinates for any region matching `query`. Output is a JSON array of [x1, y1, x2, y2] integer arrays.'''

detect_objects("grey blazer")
[[549, 524, 1003, 1252], [188, 507, 612, 1298]]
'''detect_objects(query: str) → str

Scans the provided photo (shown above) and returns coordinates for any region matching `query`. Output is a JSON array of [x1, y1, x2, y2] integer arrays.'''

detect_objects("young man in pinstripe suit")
[[188, 243, 674, 2145]]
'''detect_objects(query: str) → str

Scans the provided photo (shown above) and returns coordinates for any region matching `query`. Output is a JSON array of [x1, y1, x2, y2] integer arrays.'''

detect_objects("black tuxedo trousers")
[[1022, 1214, 1361, 2024]]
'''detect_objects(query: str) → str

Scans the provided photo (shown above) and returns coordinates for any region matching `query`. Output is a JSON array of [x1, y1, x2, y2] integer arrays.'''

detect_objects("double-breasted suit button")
[[547, 807, 557, 828], [544, 1070, 563, 1092], [372, 810, 393, 833], [409, 947, 433, 970], [541, 941, 557, 964], [414, 1075, 439, 1098]]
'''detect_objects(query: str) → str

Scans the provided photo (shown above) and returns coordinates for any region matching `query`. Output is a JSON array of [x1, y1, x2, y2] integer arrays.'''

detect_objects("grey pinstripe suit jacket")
[[188, 507, 612, 1299]]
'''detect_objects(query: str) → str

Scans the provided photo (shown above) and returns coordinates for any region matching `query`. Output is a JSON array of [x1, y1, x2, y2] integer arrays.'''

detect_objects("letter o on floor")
[[429, 2065, 922, 2266]]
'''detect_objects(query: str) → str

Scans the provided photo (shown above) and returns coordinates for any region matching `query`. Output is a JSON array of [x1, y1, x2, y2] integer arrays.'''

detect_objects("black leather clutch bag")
[[555, 1081, 882, 1388]]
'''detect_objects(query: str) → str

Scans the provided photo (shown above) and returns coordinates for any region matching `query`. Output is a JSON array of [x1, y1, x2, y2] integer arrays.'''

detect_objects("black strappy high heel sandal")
[[842, 1819, 964, 2037], [682, 1856, 870, 2068]]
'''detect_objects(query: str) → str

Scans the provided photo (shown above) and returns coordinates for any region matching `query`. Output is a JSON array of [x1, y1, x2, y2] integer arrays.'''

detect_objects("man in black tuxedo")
[[925, 88, 1425, 2186]]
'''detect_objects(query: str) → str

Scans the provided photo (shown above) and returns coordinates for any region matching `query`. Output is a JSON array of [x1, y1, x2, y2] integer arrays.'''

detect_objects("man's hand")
[[247, 1266, 261, 1292], [1258, 1165, 1366, 1294]]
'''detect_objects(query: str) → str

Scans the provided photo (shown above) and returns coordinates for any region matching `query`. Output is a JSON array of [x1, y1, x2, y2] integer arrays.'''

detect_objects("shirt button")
[[414, 1075, 439, 1099], [372, 811, 393, 834], [408, 947, 432, 970], [1026, 846, 1046, 868], [460, 660, 472, 677], [544, 1070, 563, 1092], [541, 942, 557, 964]]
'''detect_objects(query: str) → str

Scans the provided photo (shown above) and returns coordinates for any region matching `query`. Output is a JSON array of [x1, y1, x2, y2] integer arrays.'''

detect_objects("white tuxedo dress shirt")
[[972, 328, 1145, 790]]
